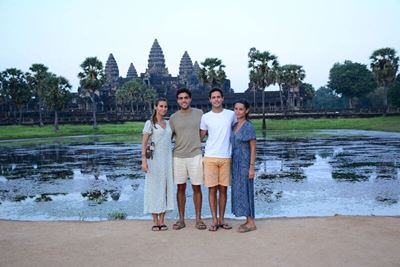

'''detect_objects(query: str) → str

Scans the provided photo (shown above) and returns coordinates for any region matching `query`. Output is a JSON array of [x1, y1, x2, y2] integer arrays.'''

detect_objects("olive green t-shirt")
[[169, 108, 203, 158]]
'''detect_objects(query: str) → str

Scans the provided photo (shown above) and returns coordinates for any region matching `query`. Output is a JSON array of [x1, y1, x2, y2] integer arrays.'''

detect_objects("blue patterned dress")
[[231, 121, 256, 218]]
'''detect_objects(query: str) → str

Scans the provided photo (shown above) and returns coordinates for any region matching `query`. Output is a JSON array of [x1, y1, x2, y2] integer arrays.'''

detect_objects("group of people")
[[141, 87, 257, 233]]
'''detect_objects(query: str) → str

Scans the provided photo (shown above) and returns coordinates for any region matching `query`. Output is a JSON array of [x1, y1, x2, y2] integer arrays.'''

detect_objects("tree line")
[[1, 47, 399, 131]]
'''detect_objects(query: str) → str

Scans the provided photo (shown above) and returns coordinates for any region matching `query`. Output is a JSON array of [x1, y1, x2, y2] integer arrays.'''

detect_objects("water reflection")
[[0, 130, 399, 220]]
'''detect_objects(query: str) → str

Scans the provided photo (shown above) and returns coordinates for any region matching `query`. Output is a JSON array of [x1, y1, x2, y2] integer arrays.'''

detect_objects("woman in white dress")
[[141, 98, 174, 231]]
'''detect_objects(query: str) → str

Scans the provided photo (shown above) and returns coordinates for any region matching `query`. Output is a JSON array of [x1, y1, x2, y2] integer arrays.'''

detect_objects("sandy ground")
[[1, 216, 399, 267]]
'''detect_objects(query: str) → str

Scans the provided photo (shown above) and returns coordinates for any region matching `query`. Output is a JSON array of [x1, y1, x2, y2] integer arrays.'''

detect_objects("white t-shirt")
[[200, 109, 236, 158]]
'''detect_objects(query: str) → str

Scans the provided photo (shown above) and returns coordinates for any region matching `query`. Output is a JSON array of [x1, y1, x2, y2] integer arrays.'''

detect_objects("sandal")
[[159, 224, 168, 231], [238, 224, 256, 233], [208, 224, 219, 232], [219, 223, 232, 230], [151, 225, 160, 231], [173, 220, 186, 230], [195, 220, 207, 230]]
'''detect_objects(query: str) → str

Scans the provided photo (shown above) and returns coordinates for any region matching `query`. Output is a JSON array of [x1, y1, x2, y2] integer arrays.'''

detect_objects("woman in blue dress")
[[231, 99, 257, 233]]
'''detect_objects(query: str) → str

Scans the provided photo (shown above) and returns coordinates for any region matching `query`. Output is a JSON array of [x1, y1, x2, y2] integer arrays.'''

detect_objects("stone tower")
[[145, 39, 169, 77], [104, 53, 119, 83], [178, 51, 194, 78], [126, 63, 138, 79]]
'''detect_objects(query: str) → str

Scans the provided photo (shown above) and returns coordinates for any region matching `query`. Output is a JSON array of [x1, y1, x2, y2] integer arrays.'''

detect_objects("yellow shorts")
[[203, 157, 231, 187]]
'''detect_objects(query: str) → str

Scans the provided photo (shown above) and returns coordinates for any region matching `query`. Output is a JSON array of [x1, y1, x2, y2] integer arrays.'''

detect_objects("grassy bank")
[[0, 116, 399, 141]]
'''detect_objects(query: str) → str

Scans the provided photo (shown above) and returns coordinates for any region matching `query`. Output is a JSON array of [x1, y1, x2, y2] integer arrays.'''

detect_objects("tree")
[[328, 60, 376, 109], [280, 64, 306, 110], [388, 74, 400, 107], [312, 86, 345, 110], [78, 57, 106, 129], [121, 80, 144, 114], [370, 48, 399, 113], [142, 84, 158, 115], [42, 74, 71, 132], [199, 58, 226, 89], [28, 64, 50, 126], [248, 47, 279, 130], [299, 82, 315, 108], [1, 68, 32, 124]]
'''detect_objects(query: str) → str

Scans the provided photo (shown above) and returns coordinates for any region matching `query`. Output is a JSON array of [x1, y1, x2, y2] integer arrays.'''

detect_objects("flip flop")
[[238, 224, 256, 233], [159, 224, 168, 231], [219, 223, 232, 230], [195, 220, 207, 230], [208, 224, 219, 232], [173, 220, 186, 230], [151, 225, 160, 231]]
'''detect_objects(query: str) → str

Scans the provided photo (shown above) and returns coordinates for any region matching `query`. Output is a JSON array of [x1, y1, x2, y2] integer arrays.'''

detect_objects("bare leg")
[[192, 184, 202, 221], [208, 186, 218, 226], [176, 183, 186, 223], [159, 212, 166, 225], [218, 185, 227, 225], [246, 217, 256, 228], [152, 213, 159, 226]]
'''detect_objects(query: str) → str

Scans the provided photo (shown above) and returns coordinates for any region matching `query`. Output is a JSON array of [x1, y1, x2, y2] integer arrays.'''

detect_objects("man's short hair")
[[208, 87, 224, 98], [176, 88, 192, 99]]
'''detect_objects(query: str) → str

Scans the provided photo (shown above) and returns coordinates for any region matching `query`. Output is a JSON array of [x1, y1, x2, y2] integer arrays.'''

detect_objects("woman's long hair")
[[234, 98, 251, 121], [151, 97, 168, 128]]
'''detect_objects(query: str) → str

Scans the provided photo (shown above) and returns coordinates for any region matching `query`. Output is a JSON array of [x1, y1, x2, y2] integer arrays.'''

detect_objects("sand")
[[1, 216, 399, 267]]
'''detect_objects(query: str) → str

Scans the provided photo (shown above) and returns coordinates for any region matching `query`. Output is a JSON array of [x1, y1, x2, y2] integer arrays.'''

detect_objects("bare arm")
[[141, 133, 150, 173], [200, 129, 208, 140], [248, 139, 256, 179]]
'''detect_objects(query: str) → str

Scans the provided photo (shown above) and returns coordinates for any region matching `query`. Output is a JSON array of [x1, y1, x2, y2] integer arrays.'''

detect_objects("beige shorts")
[[203, 157, 231, 187], [173, 154, 204, 185]]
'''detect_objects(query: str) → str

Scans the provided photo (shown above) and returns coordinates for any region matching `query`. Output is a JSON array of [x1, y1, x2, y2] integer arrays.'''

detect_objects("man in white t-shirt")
[[200, 88, 235, 231]]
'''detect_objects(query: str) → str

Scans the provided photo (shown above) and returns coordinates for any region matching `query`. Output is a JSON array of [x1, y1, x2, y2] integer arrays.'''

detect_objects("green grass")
[[252, 116, 400, 132], [0, 116, 399, 142]]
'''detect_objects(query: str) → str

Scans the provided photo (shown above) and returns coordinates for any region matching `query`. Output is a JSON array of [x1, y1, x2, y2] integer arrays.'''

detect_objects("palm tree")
[[28, 64, 50, 126], [142, 84, 158, 116], [78, 57, 106, 129], [248, 47, 279, 130], [199, 58, 226, 90], [370, 48, 399, 113], [1, 68, 31, 124], [280, 64, 306, 110], [42, 74, 71, 132]]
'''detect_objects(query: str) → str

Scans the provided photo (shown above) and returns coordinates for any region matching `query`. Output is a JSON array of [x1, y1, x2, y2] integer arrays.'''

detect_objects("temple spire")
[[104, 53, 119, 82], [146, 39, 169, 77], [126, 63, 138, 79]]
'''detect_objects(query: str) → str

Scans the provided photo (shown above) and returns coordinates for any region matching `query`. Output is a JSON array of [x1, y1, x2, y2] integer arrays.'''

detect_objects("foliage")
[[42, 74, 71, 131], [107, 211, 127, 220], [370, 47, 399, 111], [328, 60, 376, 108], [199, 58, 226, 89], [28, 64, 51, 126], [312, 86, 346, 110], [388, 74, 400, 107], [42, 74, 71, 112], [248, 47, 279, 90], [299, 83, 315, 108], [78, 57, 106, 129], [1, 68, 32, 124]]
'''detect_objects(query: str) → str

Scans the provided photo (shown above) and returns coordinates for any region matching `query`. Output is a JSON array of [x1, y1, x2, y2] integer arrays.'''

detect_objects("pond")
[[0, 130, 399, 221]]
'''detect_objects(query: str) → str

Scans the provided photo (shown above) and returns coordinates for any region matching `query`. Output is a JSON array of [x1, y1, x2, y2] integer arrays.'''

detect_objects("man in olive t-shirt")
[[169, 88, 206, 230]]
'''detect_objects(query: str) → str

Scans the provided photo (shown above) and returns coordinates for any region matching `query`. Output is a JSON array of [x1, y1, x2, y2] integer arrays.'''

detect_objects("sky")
[[1, 0, 399, 93]]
